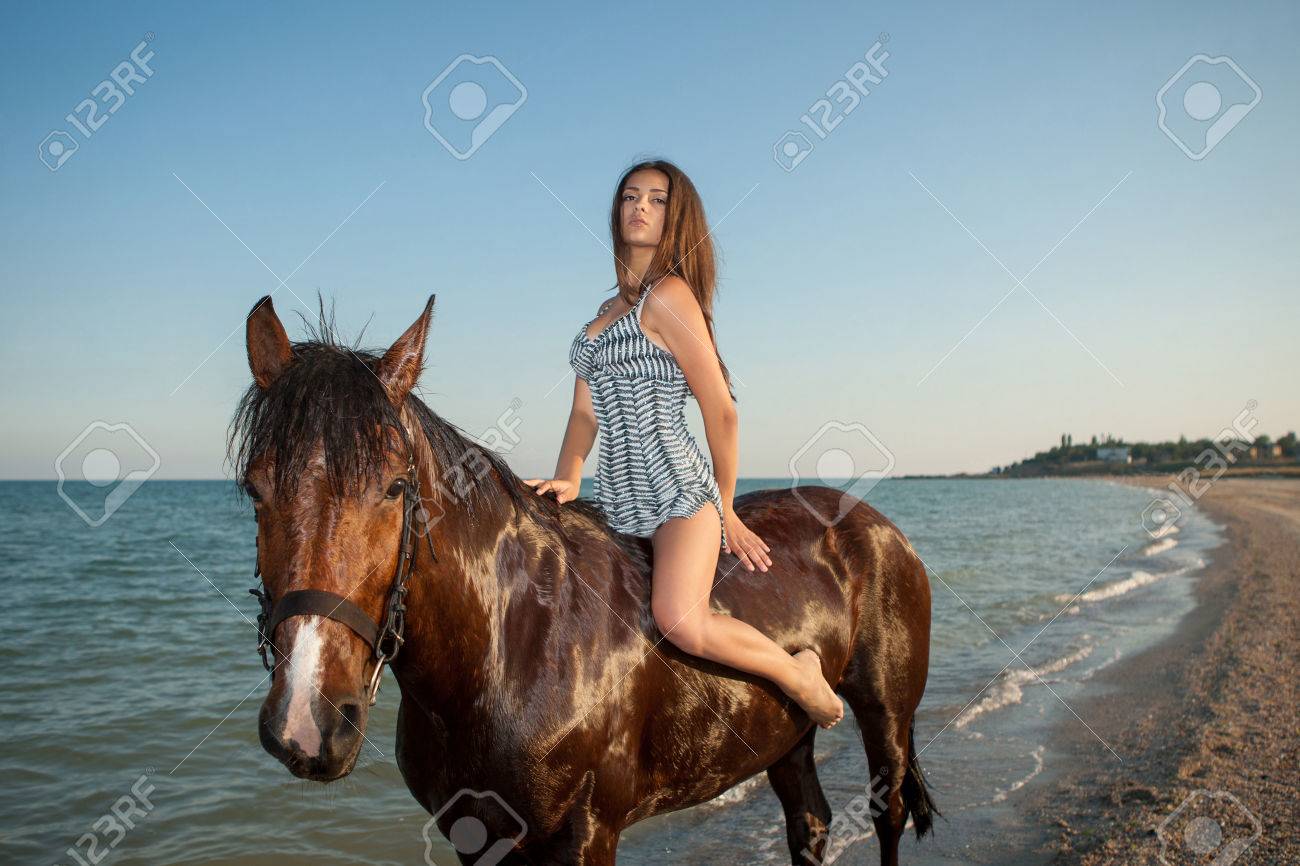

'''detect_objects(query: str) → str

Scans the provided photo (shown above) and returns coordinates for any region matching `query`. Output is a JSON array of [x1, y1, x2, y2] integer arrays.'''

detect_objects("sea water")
[[0, 477, 1219, 865]]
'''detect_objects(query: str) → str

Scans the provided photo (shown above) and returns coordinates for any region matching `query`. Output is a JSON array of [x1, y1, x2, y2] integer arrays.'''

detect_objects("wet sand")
[[1025, 476, 1299, 864]]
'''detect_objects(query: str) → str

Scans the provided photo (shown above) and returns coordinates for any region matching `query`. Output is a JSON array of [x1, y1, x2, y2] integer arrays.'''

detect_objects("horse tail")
[[902, 721, 940, 838]]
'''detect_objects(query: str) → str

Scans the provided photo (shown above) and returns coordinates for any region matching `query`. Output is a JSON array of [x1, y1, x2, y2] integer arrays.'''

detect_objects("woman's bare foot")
[[787, 649, 844, 728]]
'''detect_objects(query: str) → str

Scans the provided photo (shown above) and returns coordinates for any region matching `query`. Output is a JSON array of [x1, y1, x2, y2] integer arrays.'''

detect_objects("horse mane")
[[226, 303, 645, 562]]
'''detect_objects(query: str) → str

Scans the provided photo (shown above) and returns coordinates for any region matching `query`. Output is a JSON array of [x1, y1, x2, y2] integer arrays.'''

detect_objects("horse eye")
[[385, 479, 407, 500], [243, 481, 262, 502]]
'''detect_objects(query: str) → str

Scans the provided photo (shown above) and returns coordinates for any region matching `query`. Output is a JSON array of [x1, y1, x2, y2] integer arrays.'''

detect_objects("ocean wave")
[[704, 773, 767, 808], [955, 644, 1094, 730], [706, 750, 834, 811], [1140, 537, 1179, 557], [1067, 569, 1163, 603], [750, 804, 916, 861], [992, 744, 1046, 802], [1058, 557, 1204, 606], [1079, 647, 1123, 681], [1148, 522, 1181, 540]]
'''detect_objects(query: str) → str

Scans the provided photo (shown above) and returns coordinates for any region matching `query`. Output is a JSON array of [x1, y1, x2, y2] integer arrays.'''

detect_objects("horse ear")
[[376, 294, 436, 405], [246, 296, 293, 389]]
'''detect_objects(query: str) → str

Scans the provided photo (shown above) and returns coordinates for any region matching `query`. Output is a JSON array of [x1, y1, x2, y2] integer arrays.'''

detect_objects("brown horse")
[[232, 295, 938, 865]]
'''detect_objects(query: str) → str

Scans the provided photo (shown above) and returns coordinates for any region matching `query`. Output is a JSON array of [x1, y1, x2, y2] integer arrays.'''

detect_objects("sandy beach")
[[1025, 476, 1299, 864]]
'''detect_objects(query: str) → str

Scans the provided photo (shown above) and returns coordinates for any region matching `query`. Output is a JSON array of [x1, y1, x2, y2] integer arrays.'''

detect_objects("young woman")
[[524, 159, 843, 728]]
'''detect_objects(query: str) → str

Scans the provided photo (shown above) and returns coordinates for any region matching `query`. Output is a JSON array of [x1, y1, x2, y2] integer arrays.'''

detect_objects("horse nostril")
[[317, 698, 366, 763], [336, 700, 365, 736]]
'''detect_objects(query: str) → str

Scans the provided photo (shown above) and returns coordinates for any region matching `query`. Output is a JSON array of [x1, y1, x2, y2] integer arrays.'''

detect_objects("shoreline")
[[1023, 475, 1298, 863], [896, 466, 1300, 481]]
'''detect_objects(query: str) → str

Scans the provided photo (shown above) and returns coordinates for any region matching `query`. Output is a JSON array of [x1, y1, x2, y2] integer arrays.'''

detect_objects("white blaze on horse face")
[[280, 615, 325, 757]]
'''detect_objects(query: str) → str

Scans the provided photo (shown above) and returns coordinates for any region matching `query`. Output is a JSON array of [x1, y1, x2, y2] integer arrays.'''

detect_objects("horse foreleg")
[[766, 725, 833, 865]]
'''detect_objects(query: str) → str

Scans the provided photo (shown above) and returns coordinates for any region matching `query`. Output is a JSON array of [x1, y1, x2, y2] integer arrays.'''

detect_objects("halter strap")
[[248, 461, 434, 705], [264, 589, 379, 650]]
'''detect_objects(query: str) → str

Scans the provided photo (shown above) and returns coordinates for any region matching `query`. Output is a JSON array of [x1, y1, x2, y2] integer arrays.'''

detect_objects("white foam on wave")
[[1059, 557, 1204, 606], [749, 801, 916, 861], [955, 644, 1094, 730], [1140, 537, 1179, 557], [1149, 522, 1181, 540], [704, 773, 767, 808], [1068, 569, 1162, 603], [992, 744, 1046, 802], [1079, 647, 1123, 681], [705, 750, 834, 811]]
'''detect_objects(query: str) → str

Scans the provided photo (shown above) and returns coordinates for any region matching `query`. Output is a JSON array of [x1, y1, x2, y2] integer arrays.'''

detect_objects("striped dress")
[[569, 282, 728, 551]]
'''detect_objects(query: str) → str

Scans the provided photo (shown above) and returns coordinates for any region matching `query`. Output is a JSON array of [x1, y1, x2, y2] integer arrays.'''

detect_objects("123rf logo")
[[39, 34, 156, 172], [422, 54, 527, 160], [1156, 54, 1260, 160]]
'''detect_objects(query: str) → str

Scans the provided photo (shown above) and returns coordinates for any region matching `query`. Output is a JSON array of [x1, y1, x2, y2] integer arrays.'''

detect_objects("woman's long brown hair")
[[608, 159, 736, 403]]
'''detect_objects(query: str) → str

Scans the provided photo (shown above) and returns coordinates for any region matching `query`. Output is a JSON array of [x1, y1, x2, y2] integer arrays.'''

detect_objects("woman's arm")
[[553, 376, 598, 484], [525, 376, 595, 503], [526, 303, 608, 503]]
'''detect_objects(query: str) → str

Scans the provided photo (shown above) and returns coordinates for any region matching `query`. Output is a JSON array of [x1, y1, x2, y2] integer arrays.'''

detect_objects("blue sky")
[[2, 0, 1297, 480]]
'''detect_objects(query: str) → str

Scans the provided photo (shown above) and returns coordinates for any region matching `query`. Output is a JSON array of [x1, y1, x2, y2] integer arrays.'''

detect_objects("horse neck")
[[390, 421, 531, 718]]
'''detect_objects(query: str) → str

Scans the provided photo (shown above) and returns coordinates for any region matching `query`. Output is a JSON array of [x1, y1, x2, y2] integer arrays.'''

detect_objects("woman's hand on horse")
[[723, 509, 772, 572], [523, 477, 580, 504]]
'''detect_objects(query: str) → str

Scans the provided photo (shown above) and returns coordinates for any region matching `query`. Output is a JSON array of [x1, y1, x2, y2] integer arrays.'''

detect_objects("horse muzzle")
[[256, 613, 374, 781]]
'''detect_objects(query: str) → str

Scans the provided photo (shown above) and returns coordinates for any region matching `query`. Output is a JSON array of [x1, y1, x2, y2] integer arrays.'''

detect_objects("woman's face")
[[620, 168, 669, 249]]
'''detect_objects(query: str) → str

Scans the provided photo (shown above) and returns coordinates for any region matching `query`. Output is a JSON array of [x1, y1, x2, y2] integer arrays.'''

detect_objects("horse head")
[[233, 294, 435, 781]]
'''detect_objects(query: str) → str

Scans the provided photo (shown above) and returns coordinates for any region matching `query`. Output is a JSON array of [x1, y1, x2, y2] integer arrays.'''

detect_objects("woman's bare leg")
[[649, 504, 843, 727]]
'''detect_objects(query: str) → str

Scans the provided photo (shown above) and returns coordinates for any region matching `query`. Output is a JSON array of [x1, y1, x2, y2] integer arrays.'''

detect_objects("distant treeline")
[[991, 431, 1299, 477]]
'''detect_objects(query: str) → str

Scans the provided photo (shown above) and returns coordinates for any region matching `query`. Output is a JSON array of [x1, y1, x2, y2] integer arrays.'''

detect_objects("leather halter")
[[247, 463, 436, 706]]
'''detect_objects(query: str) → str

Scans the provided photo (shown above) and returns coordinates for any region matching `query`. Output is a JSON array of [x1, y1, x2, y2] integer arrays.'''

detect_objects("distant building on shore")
[[1096, 446, 1132, 464]]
